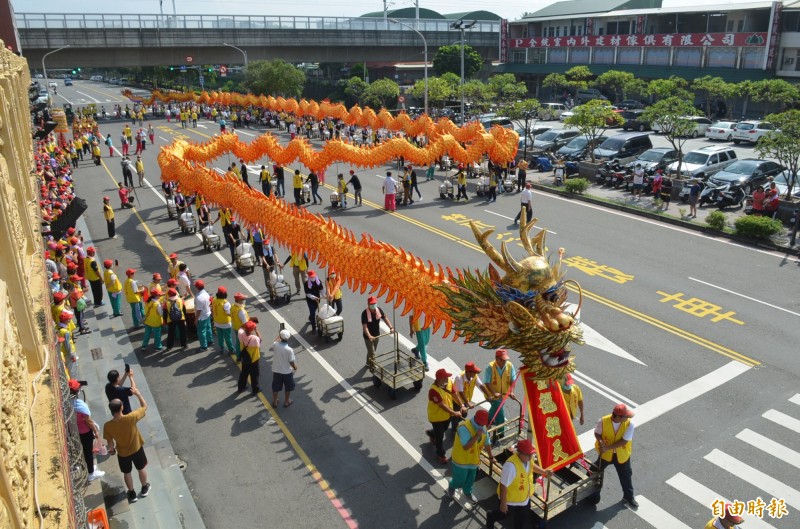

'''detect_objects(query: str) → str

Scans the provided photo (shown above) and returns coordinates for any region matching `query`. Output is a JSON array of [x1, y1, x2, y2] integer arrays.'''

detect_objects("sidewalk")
[[71, 215, 206, 529]]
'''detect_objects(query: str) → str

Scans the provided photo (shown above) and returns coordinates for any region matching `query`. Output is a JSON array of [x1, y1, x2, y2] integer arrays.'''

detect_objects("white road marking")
[[572, 371, 639, 407], [75, 90, 101, 103], [762, 409, 800, 434], [666, 472, 777, 529], [483, 209, 557, 234], [591, 524, 611, 529], [236, 130, 256, 137], [159, 136, 169, 142], [578, 361, 751, 453], [736, 428, 800, 470], [790, 394, 800, 406], [705, 449, 800, 509], [689, 277, 800, 317], [581, 322, 646, 365], [629, 495, 692, 529]]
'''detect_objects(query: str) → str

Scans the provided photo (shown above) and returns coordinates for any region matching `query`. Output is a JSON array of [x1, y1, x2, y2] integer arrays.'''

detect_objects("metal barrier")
[[16, 13, 500, 33]]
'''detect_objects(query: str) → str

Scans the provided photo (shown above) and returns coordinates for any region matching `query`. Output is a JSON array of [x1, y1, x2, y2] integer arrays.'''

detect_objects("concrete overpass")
[[17, 13, 501, 68]]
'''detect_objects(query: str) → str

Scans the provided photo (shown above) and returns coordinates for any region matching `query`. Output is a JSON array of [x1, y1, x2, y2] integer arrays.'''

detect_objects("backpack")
[[168, 301, 182, 322]]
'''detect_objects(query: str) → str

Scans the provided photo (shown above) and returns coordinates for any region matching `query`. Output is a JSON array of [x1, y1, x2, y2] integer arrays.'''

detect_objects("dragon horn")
[[500, 241, 521, 273], [470, 221, 514, 274], [530, 229, 547, 257], [519, 216, 539, 257]]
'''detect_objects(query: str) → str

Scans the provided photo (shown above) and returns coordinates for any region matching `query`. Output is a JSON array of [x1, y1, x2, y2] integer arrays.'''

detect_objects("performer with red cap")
[[592, 403, 638, 508], [486, 439, 552, 528], [141, 289, 165, 353], [426, 368, 461, 464], [482, 349, 519, 444], [447, 409, 494, 502], [231, 292, 249, 357], [84, 247, 104, 306], [303, 270, 324, 334], [103, 259, 123, 317], [102, 196, 115, 238], [124, 269, 144, 327], [212, 287, 235, 355], [237, 320, 262, 396], [361, 295, 393, 364], [164, 288, 187, 350]]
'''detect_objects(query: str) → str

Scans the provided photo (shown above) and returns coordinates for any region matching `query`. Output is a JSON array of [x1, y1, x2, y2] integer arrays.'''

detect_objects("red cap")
[[69, 236, 79, 245], [495, 349, 509, 360], [474, 409, 489, 426], [169, 253, 178, 259], [194, 280, 204, 289], [152, 273, 161, 280], [103, 196, 110, 202], [349, 169, 355, 174], [69, 274, 80, 282], [217, 286, 227, 295], [68, 379, 81, 392], [67, 262, 78, 271], [59, 311, 72, 322], [307, 270, 316, 278], [167, 288, 178, 297], [367, 296, 378, 304], [517, 439, 536, 455], [465, 361, 482, 374], [166, 278, 177, 287], [243, 320, 257, 331], [435, 368, 452, 380], [723, 503, 744, 524], [66, 227, 76, 235], [53, 292, 66, 302], [103, 259, 113, 268], [126, 268, 136, 276], [86, 246, 95, 255], [150, 289, 161, 298], [613, 403, 635, 418], [51, 273, 61, 280], [234, 292, 246, 300]]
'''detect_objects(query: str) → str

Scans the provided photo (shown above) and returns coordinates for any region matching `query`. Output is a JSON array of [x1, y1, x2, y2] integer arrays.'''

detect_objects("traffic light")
[[208, 67, 213, 72], [77, 68, 81, 72], [169, 66, 175, 71], [72, 70, 76, 75]]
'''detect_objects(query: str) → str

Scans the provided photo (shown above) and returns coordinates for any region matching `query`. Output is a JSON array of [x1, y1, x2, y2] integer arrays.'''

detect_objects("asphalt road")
[[65, 79, 800, 529]]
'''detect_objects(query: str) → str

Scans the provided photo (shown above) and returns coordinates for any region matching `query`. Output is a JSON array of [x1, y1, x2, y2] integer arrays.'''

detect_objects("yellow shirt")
[[124, 277, 142, 303], [104, 269, 122, 293], [564, 385, 583, 420], [103, 204, 114, 221], [293, 173, 304, 189], [103, 407, 146, 457]]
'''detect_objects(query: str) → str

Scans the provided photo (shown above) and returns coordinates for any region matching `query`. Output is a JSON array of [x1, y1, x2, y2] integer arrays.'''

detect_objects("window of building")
[[741, 48, 765, 69], [674, 48, 702, 67], [617, 21, 630, 34], [528, 48, 547, 64], [606, 21, 618, 34], [549, 48, 568, 63], [548, 26, 555, 37], [707, 13, 727, 33], [571, 47, 590, 63], [782, 12, 800, 32], [511, 50, 526, 64], [706, 47, 737, 68], [644, 48, 670, 66], [592, 48, 615, 64], [618, 47, 641, 65]]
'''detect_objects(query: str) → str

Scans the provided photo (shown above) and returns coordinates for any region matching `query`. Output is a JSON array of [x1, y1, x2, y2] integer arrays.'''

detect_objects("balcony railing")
[[15, 13, 500, 33]]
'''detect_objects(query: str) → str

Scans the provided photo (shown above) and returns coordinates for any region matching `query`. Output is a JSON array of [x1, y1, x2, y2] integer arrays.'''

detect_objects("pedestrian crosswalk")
[[629, 393, 799, 529]]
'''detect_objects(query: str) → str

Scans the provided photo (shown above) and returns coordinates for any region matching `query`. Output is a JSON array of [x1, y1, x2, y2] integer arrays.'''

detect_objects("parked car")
[[621, 109, 650, 132], [481, 117, 513, 130], [705, 121, 739, 141], [617, 99, 645, 110], [531, 129, 580, 152], [538, 103, 567, 121], [518, 126, 553, 150], [556, 134, 607, 161], [628, 147, 678, 172], [593, 132, 653, 161], [574, 88, 607, 104], [667, 145, 738, 180], [731, 120, 776, 144], [652, 116, 713, 137], [90, 75, 102, 82], [707, 159, 786, 193]]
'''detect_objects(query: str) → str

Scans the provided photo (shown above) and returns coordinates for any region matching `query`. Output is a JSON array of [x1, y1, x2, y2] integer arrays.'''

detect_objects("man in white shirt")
[[632, 163, 645, 199], [486, 439, 552, 528], [382, 171, 398, 212], [270, 329, 298, 408], [513, 183, 533, 224], [193, 280, 212, 352], [176, 263, 192, 299], [592, 403, 637, 508]]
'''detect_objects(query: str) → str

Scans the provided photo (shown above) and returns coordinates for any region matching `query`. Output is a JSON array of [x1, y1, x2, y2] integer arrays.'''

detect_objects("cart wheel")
[[372, 376, 382, 388], [389, 388, 397, 400], [324, 335, 331, 343], [283, 295, 290, 304], [413, 380, 423, 391], [249, 266, 255, 274], [336, 332, 343, 341], [317, 327, 323, 337]]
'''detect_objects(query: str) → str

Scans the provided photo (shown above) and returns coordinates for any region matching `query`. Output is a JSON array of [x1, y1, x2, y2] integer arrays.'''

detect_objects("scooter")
[[596, 160, 626, 188], [698, 181, 729, 207], [715, 184, 746, 210], [564, 161, 580, 178]]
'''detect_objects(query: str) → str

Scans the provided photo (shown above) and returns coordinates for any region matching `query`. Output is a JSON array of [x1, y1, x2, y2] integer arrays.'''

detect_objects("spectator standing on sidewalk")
[[270, 329, 298, 408], [102, 196, 116, 238], [102, 260, 123, 317], [193, 280, 212, 352], [103, 387, 151, 504], [105, 367, 136, 415], [69, 379, 105, 482]]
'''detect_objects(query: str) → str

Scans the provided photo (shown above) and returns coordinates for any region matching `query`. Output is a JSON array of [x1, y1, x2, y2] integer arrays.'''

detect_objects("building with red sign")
[[499, 0, 793, 93]]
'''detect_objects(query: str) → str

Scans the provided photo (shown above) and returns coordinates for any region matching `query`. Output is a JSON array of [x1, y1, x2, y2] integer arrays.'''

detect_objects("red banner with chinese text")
[[522, 368, 582, 471], [509, 32, 768, 49]]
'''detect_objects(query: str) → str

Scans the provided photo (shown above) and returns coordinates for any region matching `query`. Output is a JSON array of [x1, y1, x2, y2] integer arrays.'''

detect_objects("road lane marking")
[[704, 449, 800, 509], [666, 473, 777, 529], [572, 371, 638, 407], [577, 361, 751, 453], [629, 495, 692, 529], [75, 90, 101, 103], [580, 322, 646, 365], [689, 277, 800, 317], [791, 394, 800, 406], [736, 429, 800, 470], [762, 410, 800, 434]]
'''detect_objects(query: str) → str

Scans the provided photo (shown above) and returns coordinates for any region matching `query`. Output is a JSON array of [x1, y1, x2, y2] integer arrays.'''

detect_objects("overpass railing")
[[16, 13, 500, 33]]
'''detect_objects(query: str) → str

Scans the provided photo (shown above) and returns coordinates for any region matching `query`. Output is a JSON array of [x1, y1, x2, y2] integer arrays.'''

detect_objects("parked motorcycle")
[[715, 184, 746, 210], [698, 181, 729, 207], [596, 160, 626, 187]]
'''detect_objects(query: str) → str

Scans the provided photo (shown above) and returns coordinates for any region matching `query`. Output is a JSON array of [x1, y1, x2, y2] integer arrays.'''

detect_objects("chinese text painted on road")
[[656, 291, 744, 325], [562, 256, 634, 284]]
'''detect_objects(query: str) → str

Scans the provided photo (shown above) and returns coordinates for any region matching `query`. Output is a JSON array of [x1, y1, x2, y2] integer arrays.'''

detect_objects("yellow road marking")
[[161, 122, 761, 367]]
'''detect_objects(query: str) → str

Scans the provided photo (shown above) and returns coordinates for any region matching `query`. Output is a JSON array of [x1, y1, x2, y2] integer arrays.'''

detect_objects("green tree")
[[343, 76, 368, 106], [563, 99, 623, 162], [488, 73, 528, 109], [408, 76, 454, 110], [318, 62, 346, 80], [565, 66, 593, 90], [756, 110, 800, 198], [751, 79, 800, 115], [543, 73, 570, 101], [733, 80, 758, 120], [461, 79, 492, 115], [245, 59, 306, 98], [433, 44, 482, 79], [646, 76, 691, 102], [641, 97, 698, 177], [594, 70, 635, 103], [361, 78, 400, 109], [350, 63, 368, 81], [623, 78, 648, 102], [506, 99, 542, 158], [692, 76, 732, 118]]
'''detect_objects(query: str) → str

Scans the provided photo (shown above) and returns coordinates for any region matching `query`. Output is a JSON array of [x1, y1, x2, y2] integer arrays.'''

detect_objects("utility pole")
[[450, 19, 477, 124]]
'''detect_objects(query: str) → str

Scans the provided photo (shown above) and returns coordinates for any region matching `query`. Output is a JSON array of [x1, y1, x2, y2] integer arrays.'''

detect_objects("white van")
[[90, 75, 103, 82]]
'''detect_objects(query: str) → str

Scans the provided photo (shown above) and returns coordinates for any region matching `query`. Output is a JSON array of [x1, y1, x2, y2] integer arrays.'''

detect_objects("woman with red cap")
[[303, 271, 324, 334], [212, 287, 235, 355], [361, 296, 393, 363], [706, 503, 745, 528]]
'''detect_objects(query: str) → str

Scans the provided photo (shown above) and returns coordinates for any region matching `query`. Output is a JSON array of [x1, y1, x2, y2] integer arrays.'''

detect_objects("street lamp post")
[[42, 45, 70, 95], [389, 18, 428, 116], [222, 42, 248, 69], [450, 20, 477, 124]]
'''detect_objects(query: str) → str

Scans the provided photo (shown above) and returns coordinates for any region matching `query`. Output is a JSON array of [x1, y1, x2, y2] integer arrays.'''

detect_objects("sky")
[[13, 0, 543, 22]]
